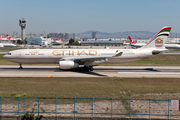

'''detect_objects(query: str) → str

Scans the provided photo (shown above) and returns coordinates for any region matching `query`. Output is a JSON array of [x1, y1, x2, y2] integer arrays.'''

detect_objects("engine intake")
[[59, 61, 79, 69], [152, 50, 161, 55]]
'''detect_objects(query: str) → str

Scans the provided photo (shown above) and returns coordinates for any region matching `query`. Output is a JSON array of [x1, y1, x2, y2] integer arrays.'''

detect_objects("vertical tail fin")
[[0, 35, 2, 39], [142, 26, 172, 49], [128, 36, 137, 44], [6, 34, 11, 39], [123, 39, 126, 44]]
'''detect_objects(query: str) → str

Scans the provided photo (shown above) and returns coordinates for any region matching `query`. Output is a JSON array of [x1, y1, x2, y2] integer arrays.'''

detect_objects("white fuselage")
[[165, 44, 180, 49], [131, 43, 180, 49], [3, 49, 153, 65], [0, 43, 16, 47], [131, 43, 146, 48]]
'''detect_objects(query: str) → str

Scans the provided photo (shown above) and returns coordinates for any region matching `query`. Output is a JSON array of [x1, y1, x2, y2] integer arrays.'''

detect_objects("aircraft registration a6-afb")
[[3, 26, 172, 71]]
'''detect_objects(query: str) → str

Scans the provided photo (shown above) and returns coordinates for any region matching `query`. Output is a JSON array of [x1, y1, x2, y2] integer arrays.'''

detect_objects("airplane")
[[6, 34, 21, 40], [0, 35, 9, 40], [51, 38, 63, 45], [3, 26, 171, 71], [0, 35, 16, 47], [0, 43, 16, 48], [128, 36, 147, 48], [128, 36, 180, 49], [123, 39, 130, 45]]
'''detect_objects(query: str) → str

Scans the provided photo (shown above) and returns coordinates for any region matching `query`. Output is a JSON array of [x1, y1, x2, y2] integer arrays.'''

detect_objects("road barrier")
[[0, 97, 179, 119]]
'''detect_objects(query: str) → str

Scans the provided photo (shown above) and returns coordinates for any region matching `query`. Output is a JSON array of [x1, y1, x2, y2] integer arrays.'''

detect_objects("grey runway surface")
[[0, 65, 180, 78]]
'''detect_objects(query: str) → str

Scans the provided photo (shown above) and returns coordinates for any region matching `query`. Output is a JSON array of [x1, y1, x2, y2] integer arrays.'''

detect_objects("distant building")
[[81, 40, 123, 46], [26, 36, 51, 45], [48, 32, 75, 40], [64, 33, 75, 40], [48, 33, 64, 38], [92, 31, 97, 39]]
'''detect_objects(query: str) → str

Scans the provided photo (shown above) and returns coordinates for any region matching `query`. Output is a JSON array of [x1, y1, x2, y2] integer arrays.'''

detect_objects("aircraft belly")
[[6, 58, 59, 64], [107, 56, 149, 63]]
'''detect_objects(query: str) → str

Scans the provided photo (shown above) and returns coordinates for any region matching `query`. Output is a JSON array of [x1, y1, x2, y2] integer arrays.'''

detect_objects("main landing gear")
[[84, 65, 94, 71], [19, 64, 23, 69]]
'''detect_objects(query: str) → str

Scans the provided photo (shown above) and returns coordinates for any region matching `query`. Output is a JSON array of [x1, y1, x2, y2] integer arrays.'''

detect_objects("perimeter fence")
[[0, 97, 180, 118]]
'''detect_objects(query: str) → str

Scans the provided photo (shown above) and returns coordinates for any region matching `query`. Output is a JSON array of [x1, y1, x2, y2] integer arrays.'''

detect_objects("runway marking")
[[114, 67, 180, 69], [118, 72, 180, 74]]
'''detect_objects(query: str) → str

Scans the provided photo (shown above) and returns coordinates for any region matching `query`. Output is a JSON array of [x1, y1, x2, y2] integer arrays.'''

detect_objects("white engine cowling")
[[0, 44, 4, 48], [59, 61, 79, 69]]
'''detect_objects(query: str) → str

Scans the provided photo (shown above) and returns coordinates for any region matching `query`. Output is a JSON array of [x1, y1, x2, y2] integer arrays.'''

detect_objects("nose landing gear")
[[19, 64, 23, 69]]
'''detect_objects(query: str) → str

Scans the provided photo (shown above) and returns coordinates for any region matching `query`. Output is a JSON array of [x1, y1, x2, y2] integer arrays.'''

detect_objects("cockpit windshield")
[[7, 53, 11, 55]]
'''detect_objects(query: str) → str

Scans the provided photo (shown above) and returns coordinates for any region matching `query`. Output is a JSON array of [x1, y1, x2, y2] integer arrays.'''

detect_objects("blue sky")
[[0, 0, 180, 34]]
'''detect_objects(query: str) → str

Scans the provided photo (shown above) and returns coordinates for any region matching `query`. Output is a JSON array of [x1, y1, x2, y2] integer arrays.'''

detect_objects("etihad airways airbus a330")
[[3, 26, 172, 71]]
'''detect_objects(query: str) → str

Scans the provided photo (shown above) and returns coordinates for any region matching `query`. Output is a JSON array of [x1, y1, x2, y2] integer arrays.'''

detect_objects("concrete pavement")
[[0, 65, 180, 78]]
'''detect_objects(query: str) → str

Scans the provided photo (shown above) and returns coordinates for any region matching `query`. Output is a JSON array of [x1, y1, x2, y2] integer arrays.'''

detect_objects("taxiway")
[[0, 65, 180, 78]]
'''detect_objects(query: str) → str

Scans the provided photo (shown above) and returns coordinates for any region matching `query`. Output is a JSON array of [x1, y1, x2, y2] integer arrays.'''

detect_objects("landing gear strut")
[[19, 64, 23, 69], [84, 65, 94, 71]]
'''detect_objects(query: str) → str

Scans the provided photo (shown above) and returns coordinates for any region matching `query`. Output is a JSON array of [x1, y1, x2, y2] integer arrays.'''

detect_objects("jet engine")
[[152, 50, 162, 55], [59, 61, 79, 69]]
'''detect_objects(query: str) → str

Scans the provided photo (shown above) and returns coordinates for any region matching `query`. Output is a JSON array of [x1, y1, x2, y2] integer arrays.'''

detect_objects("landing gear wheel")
[[84, 65, 89, 71], [19, 67, 23, 69], [84, 65, 93, 71], [89, 66, 94, 71], [19, 64, 23, 69]]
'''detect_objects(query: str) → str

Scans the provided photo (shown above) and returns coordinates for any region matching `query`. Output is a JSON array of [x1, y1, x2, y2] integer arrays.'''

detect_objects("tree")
[[72, 41, 79, 45], [69, 38, 75, 44], [30, 42, 35, 45], [65, 39, 80, 46], [17, 40, 27, 44]]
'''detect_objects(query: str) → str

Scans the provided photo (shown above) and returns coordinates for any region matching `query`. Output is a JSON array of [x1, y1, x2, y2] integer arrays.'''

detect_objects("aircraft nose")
[[3, 55, 7, 59], [3, 54, 10, 60]]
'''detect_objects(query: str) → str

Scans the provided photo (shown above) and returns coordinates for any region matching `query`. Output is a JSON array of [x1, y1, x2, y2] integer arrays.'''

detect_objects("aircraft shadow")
[[55, 67, 107, 77], [0, 67, 107, 77], [95, 68, 160, 72], [0, 67, 159, 72]]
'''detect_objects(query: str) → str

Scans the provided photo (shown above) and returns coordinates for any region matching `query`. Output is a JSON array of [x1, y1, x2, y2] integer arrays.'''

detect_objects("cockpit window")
[[7, 53, 11, 55]]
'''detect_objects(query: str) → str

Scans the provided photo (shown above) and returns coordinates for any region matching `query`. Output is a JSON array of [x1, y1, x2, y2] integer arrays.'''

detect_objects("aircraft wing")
[[60, 52, 123, 61]]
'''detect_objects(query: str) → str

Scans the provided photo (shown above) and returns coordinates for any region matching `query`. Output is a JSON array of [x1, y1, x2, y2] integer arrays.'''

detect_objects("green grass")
[[0, 77, 180, 99], [0, 48, 18, 51]]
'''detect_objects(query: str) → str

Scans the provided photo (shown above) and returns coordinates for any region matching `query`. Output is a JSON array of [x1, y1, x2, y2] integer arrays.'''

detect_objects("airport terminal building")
[[26, 36, 52, 45], [80, 40, 123, 46]]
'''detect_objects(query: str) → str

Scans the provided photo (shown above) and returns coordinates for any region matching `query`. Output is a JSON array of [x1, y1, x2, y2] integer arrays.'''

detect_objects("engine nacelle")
[[59, 61, 79, 69], [0, 44, 4, 48], [152, 50, 162, 55]]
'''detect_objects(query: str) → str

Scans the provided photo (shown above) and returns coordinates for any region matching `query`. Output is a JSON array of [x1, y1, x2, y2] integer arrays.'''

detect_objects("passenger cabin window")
[[31, 54, 35, 55], [25, 54, 30, 55], [38, 53, 44, 55], [7, 53, 11, 55]]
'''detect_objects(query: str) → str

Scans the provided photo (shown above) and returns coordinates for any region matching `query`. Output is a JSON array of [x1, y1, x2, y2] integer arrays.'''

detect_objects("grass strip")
[[0, 77, 180, 99]]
